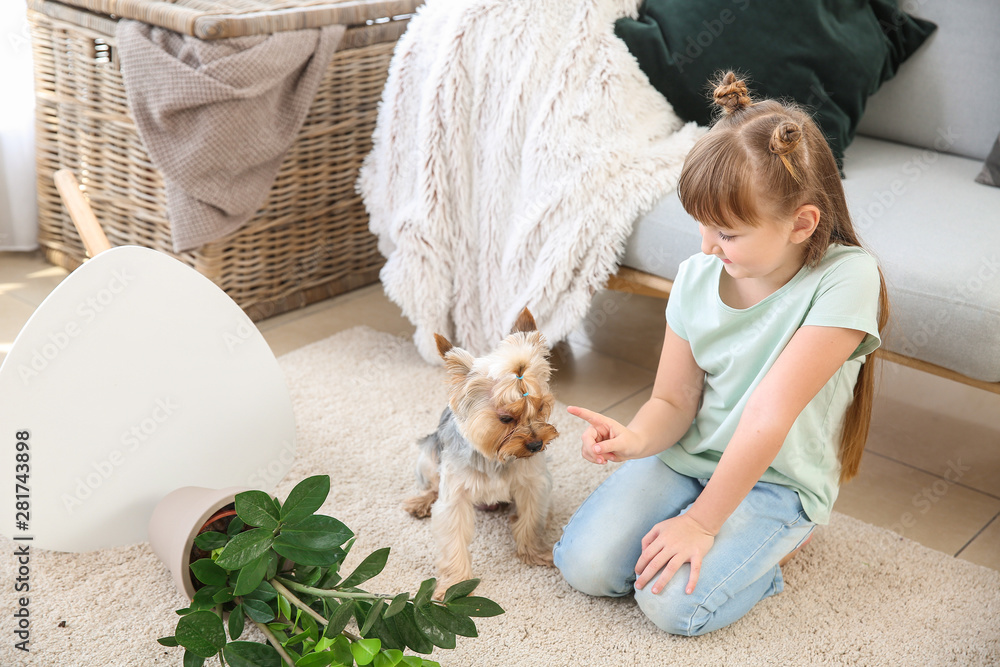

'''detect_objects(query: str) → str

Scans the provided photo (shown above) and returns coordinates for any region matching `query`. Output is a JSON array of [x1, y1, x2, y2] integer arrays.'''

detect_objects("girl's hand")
[[567, 406, 645, 464], [635, 514, 716, 595]]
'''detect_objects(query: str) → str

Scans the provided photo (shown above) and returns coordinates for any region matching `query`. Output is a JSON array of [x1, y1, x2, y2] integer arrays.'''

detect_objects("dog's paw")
[[517, 544, 555, 567], [402, 491, 437, 518]]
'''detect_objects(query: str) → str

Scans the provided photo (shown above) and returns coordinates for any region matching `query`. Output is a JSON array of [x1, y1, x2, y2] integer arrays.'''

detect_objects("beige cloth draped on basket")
[[358, 0, 705, 364], [117, 20, 346, 252]]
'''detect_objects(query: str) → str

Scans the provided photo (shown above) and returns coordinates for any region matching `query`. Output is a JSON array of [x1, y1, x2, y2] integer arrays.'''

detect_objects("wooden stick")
[[53, 169, 112, 258]]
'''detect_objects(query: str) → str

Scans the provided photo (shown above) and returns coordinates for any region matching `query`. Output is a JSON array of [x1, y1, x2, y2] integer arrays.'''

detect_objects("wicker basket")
[[27, 0, 421, 320]]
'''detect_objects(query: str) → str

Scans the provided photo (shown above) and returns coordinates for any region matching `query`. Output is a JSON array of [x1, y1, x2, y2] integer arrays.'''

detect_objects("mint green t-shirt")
[[659, 245, 882, 524]]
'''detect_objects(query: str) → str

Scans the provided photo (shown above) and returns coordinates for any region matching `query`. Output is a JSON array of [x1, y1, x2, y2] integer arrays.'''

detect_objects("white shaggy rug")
[[2, 326, 999, 666]]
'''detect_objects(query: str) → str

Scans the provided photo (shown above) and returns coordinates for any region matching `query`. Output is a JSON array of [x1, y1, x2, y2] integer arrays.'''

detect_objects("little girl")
[[553, 72, 889, 636]]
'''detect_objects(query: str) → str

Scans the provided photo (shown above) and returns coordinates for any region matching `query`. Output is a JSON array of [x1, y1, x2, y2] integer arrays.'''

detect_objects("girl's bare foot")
[[779, 532, 814, 567]]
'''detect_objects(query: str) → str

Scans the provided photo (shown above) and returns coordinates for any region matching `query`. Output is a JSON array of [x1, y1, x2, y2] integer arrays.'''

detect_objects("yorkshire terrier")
[[403, 307, 559, 596]]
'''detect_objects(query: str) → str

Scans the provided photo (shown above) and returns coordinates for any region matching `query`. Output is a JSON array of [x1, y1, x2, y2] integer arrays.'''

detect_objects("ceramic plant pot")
[[148, 486, 251, 599]]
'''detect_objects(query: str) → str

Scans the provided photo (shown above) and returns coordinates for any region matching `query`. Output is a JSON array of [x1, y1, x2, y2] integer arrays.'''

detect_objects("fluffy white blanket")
[[359, 0, 704, 363]]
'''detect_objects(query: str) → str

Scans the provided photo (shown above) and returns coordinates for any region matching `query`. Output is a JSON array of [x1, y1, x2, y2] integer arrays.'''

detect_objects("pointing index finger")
[[567, 405, 606, 427]]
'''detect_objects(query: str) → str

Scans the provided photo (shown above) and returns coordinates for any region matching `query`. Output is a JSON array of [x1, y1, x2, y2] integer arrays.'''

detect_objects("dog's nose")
[[526, 440, 544, 453]]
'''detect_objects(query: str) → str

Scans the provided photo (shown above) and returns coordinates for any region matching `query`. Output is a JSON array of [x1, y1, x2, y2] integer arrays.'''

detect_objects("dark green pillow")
[[615, 0, 936, 169]]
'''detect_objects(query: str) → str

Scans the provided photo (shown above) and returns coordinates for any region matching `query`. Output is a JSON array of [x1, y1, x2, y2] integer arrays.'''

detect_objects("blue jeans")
[[553, 456, 814, 636]]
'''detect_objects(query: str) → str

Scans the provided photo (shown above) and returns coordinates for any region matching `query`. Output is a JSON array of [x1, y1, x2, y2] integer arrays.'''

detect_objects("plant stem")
[[253, 619, 295, 667], [274, 576, 388, 602], [272, 580, 328, 628], [271, 578, 362, 642]]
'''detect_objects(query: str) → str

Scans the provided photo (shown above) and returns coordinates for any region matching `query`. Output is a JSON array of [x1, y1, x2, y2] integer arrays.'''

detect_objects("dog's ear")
[[434, 333, 454, 358], [510, 307, 537, 334], [435, 333, 474, 377]]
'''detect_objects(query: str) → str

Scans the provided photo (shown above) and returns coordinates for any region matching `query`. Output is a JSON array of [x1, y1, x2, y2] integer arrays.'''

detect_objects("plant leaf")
[[243, 580, 278, 602], [399, 657, 422, 667], [280, 476, 331, 524], [392, 606, 433, 654], [351, 637, 382, 666], [293, 565, 324, 587], [157, 635, 178, 647], [281, 515, 354, 549], [412, 579, 435, 609], [194, 531, 229, 551], [297, 613, 320, 645], [360, 598, 386, 637], [373, 649, 404, 667], [445, 596, 504, 618], [215, 528, 275, 570], [228, 603, 245, 640], [294, 652, 337, 667], [235, 490, 280, 531], [412, 607, 456, 649], [340, 547, 390, 588], [330, 634, 354, 666], [266, 549, 281, 581], [241, 598, 275, 623], [212, 588, 235, 604], [442, 579, 479, 603], [272, 540, 346, 567], [419, 603, 477, 638], [183, 650, 207, 667], [190, 585, 223, 612], [277, 594, 292, 621], [189, 558, 228, 587], [223, 640, 282, 667], [369, 612, 405, 652], [323, 600, 355, 638], [175, 610, 226, 658], [227, 517, 246, 537], [384, 593, 408, 619], [234, 553, 270, 596]]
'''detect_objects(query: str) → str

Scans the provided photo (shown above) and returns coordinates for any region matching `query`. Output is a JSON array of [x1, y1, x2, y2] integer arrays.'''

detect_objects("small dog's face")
[[435, 309, 559, 462]]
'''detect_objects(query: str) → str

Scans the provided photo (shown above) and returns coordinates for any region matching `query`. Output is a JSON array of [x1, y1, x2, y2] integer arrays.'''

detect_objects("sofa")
[[611, 0, 1000, 390]]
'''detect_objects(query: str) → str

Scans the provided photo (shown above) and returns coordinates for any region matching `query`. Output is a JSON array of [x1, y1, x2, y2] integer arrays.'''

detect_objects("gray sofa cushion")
[[621, 135, 1000, 382], [856, 0, 1000, 160]]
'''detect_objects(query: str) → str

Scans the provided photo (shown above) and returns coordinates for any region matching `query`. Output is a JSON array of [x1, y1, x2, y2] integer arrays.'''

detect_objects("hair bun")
[[769, 121, 802, 156], [713, 71, 752, 115]]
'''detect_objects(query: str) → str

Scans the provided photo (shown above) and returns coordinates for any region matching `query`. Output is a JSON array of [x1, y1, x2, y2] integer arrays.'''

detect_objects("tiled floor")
[[2, 249, 998, 571]]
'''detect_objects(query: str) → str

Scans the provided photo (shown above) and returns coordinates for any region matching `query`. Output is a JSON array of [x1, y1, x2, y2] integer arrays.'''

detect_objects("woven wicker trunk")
[[27, 0, 420, 320]]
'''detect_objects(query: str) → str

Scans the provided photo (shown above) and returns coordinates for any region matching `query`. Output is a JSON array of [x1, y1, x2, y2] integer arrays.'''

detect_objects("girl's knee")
[[553, 537, 634, 598], [634, 579, 712, 637]]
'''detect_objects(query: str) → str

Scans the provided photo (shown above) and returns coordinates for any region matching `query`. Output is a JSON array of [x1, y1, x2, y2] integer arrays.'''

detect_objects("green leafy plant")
[[158, 475, 503, 667]]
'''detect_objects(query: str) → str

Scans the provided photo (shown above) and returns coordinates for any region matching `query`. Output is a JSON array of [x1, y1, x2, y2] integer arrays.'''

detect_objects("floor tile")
[[834, 452, 1000, 556], [567, 289, 666, 371], [548, 339, 656, 414], [602, 385, 654, 425], [0, 250, 68, 307], [957, 514, 1000, 570], [0, 293, 38, 368], [867, 396, 1000, 498], [877, 360, 1000, 431]]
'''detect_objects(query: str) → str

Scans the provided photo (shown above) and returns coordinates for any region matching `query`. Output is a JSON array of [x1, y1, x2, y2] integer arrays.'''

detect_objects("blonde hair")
[[678, 72, 890, 483]]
